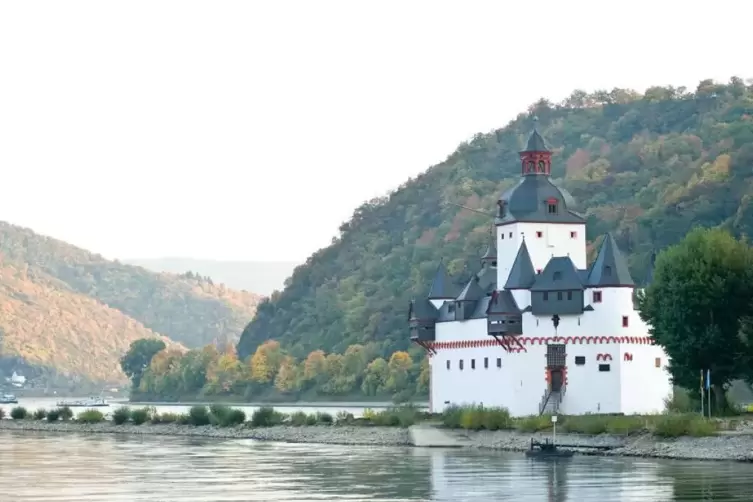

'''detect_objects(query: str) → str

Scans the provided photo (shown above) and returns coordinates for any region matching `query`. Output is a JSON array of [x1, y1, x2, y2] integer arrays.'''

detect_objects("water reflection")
[[2, 432, 753, 501]]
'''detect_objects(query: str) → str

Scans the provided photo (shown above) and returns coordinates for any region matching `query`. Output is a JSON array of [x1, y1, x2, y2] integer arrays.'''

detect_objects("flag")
[[705, 369, 711, 391]]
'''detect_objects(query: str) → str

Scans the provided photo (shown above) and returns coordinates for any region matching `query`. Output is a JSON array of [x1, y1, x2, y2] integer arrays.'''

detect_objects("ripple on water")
[[2, 432, 753, 501]]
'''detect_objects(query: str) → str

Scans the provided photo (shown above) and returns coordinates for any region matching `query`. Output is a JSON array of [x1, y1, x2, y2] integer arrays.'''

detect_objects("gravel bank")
[[457, 429, 753, 462], [0, 420, 411, 447], [2, 420, 753, 462]]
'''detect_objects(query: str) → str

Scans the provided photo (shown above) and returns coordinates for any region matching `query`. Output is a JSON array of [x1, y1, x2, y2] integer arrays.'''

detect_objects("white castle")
[[409, 126, 672, 417]]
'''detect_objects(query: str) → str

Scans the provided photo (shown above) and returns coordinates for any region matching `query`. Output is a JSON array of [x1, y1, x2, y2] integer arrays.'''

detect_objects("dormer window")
[[547, 201, 558, 214], [604, 266, 612, 277], [553, 271, 562, 281], [498, 200, 507, 218]]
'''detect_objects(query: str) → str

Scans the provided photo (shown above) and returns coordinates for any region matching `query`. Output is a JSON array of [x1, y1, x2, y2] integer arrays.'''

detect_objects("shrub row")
[[438, 405, 721, 437], [3, 406, 74, 422]]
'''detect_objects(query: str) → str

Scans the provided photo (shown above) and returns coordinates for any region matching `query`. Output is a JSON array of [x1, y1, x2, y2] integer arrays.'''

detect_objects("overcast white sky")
[[0, 1, 749, 262]]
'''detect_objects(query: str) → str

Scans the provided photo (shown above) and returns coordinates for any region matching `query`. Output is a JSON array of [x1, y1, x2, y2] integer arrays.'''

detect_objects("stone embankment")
[[3, 420, 753, 462]]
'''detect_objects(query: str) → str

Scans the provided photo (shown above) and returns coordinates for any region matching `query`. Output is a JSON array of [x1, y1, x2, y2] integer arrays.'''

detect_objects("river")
[[1, 431, 752, 501]]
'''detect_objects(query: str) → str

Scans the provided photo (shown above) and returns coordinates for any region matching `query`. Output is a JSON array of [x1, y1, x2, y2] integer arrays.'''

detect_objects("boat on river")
[[525, 438, 574, 459], [56, 396, 109, 407], [0, 393, 19, 404]]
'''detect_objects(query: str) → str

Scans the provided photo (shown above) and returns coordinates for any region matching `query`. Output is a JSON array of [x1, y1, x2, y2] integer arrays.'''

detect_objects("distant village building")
[[409, 125, 671, 416], [10, 371, 26, 387]]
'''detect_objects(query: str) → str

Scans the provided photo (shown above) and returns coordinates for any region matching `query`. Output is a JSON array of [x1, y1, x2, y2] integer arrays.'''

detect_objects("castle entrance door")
[[550, 369, 563, 392]]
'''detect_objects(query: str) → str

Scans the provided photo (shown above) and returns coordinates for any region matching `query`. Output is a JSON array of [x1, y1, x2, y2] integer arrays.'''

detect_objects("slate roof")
[[476, 264, 497, 294], [427, 261, 457, 299], [481, 236, 497, 262], [524, 128, 550, 152], [530, 256, 584, 291], [496, 176, 585, 225], [457, 276, 484, 302], [408, 298, 439, 321], [487, 289, 521, 315], [587, 233, 635, 287], [504, 240, 536, 289]]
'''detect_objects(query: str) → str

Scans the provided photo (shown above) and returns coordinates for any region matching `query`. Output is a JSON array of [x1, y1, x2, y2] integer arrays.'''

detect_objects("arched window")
[[538, 160, 546, 172]]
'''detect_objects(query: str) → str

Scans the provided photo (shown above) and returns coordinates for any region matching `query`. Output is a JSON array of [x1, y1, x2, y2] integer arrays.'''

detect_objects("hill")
[[0, 257, 181, 383], [238, 77, 753, 361], [0, 221, 263, 351], [125, 257, 298, 296]]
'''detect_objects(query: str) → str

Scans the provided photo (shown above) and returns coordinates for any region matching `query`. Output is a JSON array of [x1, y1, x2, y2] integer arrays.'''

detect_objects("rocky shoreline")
[[2, 420, 753, 462]]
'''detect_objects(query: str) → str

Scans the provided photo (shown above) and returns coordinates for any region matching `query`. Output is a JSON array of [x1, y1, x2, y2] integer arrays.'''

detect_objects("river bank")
[[2, 419, 753, 462]]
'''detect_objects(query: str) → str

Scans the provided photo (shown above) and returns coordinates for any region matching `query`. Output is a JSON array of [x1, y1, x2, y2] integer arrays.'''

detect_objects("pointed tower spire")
[[481, 226, 497, 265], [520, 116, 552, 176], [427, 260, 456, 300], [504, 240, 536, 290], [587, 233, 635, 287]]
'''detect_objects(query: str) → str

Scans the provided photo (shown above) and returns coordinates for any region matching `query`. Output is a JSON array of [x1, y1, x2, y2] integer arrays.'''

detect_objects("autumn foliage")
[[135, 339, 427, 402]]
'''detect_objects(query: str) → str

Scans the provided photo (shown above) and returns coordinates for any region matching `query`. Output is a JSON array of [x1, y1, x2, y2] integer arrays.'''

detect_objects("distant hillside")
[[0, 222, 263, 352], [238, 78, 753, 360], [125, 257, 297, 296], [0, 257, 181, 383]]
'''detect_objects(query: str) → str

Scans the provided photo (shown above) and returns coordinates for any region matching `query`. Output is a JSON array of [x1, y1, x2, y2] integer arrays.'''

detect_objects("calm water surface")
[[2, 432, 753, 501]]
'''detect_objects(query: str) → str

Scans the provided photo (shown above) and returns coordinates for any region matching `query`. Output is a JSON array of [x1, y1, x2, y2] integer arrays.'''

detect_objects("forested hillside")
[[0, 221, 263, 350], [0, 257, 181, 383], [238, 77, 753, 361]]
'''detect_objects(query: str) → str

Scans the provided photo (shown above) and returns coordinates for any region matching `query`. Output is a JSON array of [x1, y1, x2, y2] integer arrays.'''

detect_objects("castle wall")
[[431, 287, 671, 416]]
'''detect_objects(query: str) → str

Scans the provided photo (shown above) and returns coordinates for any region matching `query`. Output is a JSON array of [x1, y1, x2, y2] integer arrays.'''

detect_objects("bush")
[[112, 406, 131, 425], [209, 405, 245, 427], [515, 415, 553, 432], [289, 411, 309, 426], [151, 412, 182, 424], [130, 407, 152, 425], [335, 411, 355, 425], [188, 405, 211, 426], [0, 408, 4, 420], [33, 409, 47, 420], [664, 388, 696, 413], [10, 407, 28, 420], [366, 406, 421, 427], [58, 406, 73, 421], [652, 414, 718, 437], [77, 409, 105, 424], [251, 406, 284, 427], [46, 409, 60, 422], [315, 412, 333, 425], [442, 405, 512, 431]]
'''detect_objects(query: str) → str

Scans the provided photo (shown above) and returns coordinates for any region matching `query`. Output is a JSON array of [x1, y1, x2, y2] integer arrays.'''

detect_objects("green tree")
[[638, 228, 753, 411], [120, 338, 167, 389]]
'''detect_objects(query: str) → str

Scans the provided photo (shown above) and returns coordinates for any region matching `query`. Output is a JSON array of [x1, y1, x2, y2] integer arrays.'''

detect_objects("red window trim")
[[570, 231, 577, 238], [622, 316, 629, 328], [593, 291, 602, 303], [536, 231, 543, 238]]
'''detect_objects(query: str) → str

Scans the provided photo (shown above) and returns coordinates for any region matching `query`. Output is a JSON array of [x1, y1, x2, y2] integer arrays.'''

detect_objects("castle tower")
[[496, 122, 587, 287]]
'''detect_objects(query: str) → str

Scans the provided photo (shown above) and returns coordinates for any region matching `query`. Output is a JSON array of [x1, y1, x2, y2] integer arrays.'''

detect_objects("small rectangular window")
[[484, 357, 489, 369], [509, 232, 512, 238], [536, 231, 543, 238], [655, 357, 661, 368], [593, 291, 602, 303], [570, 231, 577, 238], [459, 360, 464, 371], [496, 358, 502, 368], [622, 316, 629, 327], [599, 364, 610, 372], [543, 292, 549, 301], [471, 359, 476, 370], [446, 360, 450, 370], [575, 356, 586, 365], [547, 203, 557, 214], [557, 291, 563, 300], [567, 291, 573, 300], [537, 269, 542, 274], [500, 234, 505, 240]]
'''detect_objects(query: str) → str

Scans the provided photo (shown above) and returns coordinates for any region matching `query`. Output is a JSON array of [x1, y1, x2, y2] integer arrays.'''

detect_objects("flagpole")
[[707, 369, 712, 418], [700, 369, 705, 417]]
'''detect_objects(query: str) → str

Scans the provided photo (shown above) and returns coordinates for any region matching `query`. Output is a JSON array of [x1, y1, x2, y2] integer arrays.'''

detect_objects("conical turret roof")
[[587, 233, 635, 287], [504, 240, 536, 289], [427, 260, 456, 299]]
